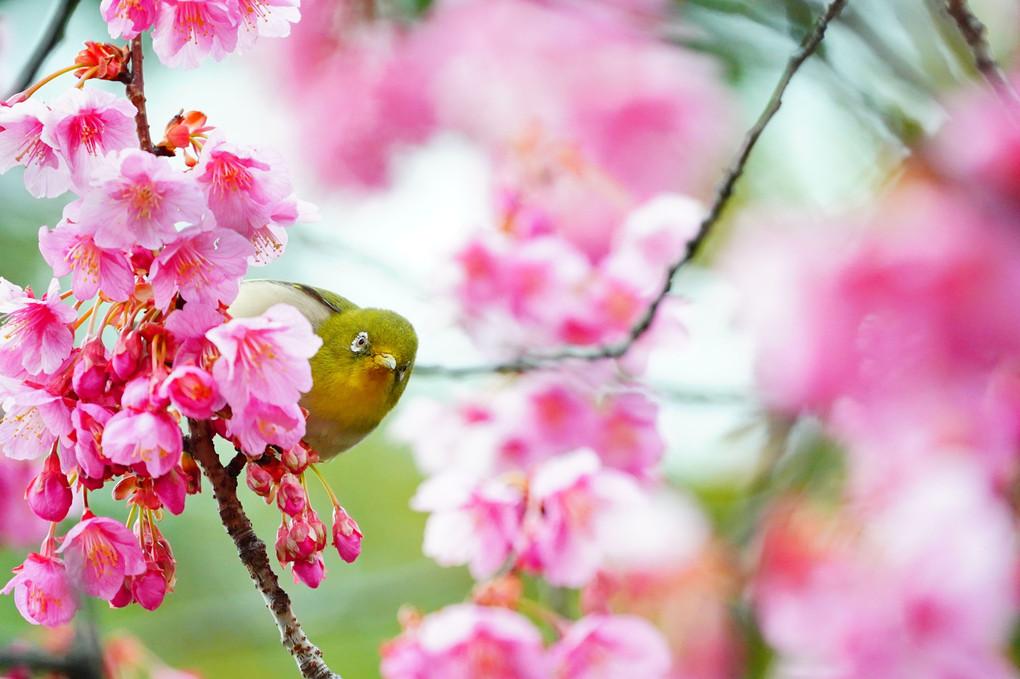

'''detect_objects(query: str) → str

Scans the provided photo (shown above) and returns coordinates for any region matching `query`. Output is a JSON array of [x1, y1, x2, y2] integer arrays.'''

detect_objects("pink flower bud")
[[331, 505, 363, 564], [281, 445, 309, 473], [276, 473, 307, 517], [72, 339, 109, 400], [154, 466, 188, 515], [292, 553, 326, 589], [131, 566, 168, 610], [247, 463, 275, 497], [25, 454, 72, 522], [111, 331, 144, 381]]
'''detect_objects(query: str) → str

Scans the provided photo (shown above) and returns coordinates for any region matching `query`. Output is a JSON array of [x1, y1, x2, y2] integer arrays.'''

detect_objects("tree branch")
[[943, 0, 1020, 111], [187, 419, 342, 679], [7, 0, 82, 98], [415, 0, 849, 378], [125, 35, 158, 153]]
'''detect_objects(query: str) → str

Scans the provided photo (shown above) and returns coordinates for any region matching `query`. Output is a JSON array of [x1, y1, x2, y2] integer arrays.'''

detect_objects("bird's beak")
[[374, 353, 397, 370]]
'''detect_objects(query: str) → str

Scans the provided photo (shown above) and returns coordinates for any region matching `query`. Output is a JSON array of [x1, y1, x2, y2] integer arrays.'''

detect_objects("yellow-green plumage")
[[228, 280, 417, 459]]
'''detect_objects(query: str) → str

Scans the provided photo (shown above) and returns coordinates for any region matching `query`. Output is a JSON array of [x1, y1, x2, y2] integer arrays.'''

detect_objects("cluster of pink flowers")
[[0, 66, 356, 623], [731, 80, 1020, 674], [101, 0, 301, 69]]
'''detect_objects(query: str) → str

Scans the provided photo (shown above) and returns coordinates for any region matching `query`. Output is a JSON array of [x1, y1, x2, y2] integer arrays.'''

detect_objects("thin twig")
[[943, 0, 1020, 111], [7, 0, 82, 98], [125, 36, 157, 153], [415, 0, 849, 378], [187, 419, 342, 679]]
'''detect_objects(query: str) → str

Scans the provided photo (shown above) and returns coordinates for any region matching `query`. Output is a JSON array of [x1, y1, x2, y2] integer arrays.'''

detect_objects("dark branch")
[[187, 420, 342, 679], [944, 0, 1020, 111], [125, 35, 158, 153], [7, 0, 82, 98], [415, 0, 849, 378]]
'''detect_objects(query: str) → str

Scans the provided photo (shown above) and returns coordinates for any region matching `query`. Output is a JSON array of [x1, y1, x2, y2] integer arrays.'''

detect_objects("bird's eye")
[[350, 332, 369, 353]]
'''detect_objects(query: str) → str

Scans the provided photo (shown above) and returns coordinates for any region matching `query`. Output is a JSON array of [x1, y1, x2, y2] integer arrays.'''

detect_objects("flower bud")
[[72, 339, 109, 400], [276, 474, 307, 517], [292, 554, 326, 589], [111, 331, 144, 381], [281, 445, 309, 474], [25, 454, 72, 522], [247, 463, 275, 497], [331, 505, 363, 564]]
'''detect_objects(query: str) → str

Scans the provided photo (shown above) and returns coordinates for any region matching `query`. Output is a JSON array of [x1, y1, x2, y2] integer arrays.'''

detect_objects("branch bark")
[[187, 419, 342, 679], [944, 0, 1020, 111], [415, 0, 850, 378]]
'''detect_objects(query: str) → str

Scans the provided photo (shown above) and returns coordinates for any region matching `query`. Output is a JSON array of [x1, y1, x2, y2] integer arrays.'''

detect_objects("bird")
[[227, 280, 418, 460]]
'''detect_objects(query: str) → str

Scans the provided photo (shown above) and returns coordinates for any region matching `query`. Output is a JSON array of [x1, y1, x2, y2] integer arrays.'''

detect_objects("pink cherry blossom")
[[39, 217, 135, 302], [0, 278, 77, 378], [101, 379, 184, 478], [77, 148, 209, 250], [151, 0, 239, 70], [100, 0, 158, 40], [0, 378, 74, 461], [234, 0, 300, 52], [380, 604, 548, 679], [2, 552, 79, 627], [193, 131, 301, 239], [225, 397, 306, 458], [41, 88, 137, 189], [550, 615, 672, 679], [207, 302, 321, 410], [60, 514, 146, 601], [518, 449, 643, 587], [149, 225, 252, 310], [0, 98, 71, 198], [412, 471, 524, 579], [159, 365, 223, 419], [70, 401, 114, 480]]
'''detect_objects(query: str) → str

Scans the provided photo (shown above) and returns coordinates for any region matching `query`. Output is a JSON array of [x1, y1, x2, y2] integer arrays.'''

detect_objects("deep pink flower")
[[130, 565, 168, 610], [60, 514, 146, 601], [207, 302, 321, 409], [41, 88, 137, 189], [412, 471, 524, 579], [71, 401, 114, 480], [291, 553, 326, 589], [0, 278, 77, 378], [550, 615, 672, 679], [100, 0, 158, 40], [159, 365, 223, 419], [193, 131, 301, 239], [2, 553, 79, 627], [77, 148, 209, 250], [0, 98, 70, 198], [380, 603, 548, 679], [149, 225, 252, 310], [276, 473, 307, 517], [151, 0, 239, 69], [39, 216, 135, 302], [331, 505, 363, 564]]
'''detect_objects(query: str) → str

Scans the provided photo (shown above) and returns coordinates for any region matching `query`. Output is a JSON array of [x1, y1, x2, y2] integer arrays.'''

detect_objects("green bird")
[[228, 280, 418, 459]]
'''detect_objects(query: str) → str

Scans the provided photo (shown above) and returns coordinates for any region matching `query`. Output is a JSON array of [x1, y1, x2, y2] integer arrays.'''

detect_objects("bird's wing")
[[229, 280, 358, 330]]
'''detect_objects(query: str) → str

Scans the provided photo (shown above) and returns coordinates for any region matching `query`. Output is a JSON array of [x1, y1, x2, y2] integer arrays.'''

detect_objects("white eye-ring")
[[350, 332, 369, 352]]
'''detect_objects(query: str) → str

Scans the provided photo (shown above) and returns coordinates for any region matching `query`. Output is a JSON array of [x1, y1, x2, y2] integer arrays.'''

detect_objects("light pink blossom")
[[235, 0, 300, 52], [550, 615, 672, 679], [39, 217, 135, 302], [41, 88, 137, 189], [0, 98, 71, 198], [60, 514, 146, 601], [207, 302, 321, 410], [151, 0, 239, 70], [0, 278, 76, 378], [159, 365, 223, 419], [77, 148, 209, 250], [101, 378, 184, 478], [380, 604, 548, 679], [149, 225, 252, 310], [412, 471, 524, 579], [100, 0, 158, 39], [193, 131, 301, 239], [225, 397, 306, 458], [0, 378, 74, 461], [2, 553, 79, 627]]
